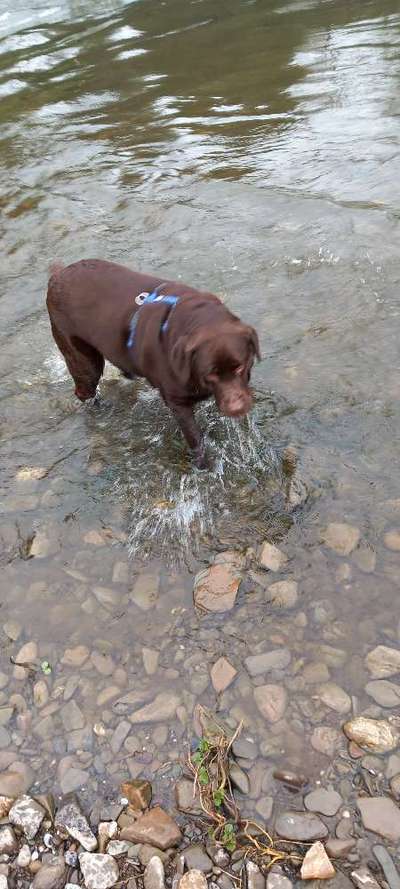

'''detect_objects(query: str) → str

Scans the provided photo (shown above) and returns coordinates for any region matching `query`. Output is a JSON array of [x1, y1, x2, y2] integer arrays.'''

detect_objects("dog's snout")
[[220, 389, 252, 418]]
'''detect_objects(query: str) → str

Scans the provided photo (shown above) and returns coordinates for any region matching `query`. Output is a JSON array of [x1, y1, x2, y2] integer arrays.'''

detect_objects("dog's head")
[[171, 321, 260, 417]]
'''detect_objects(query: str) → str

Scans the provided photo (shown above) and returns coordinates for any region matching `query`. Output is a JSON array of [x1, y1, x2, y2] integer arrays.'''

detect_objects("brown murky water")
[[1, 0, 400, 823]]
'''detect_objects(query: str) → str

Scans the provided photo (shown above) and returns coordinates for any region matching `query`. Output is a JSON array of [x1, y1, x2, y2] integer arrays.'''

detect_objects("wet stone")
[[275, 811, 328, 841], [130, 574, 159, 611], [3, 621, 22, 641], [373, 845, 400, 889], [365, 679, 400, 707], [304, 788, 342, 816], [390, 774, 400, 799], [245, 649, 291, 677], [60, 768, 89, 793], [326, 839, 356, 859], [266, 871, 292, 889], [17, 844, 31, 867], [107, 841, 132, 857], [255, 797, 274, 820], [129, 692, 180, 724], [111, 721, 131, 754], [357, 797, 400, 841], [193, 552, 243, 613], [245, 861, 265, 889], [55, 798, 97, 851], [144, 857, 165, 889], [351, 868, 381, 889], [366, 645, 400, 678], [0, 827, 17, 854], [120, 779, 152, 810], [183, 846, 212, 873], [344, 717, 399, 753], [229, 763, 250, 794], [91, 652, 115, 676], [175, 780, 202, 815], [9, 795, 45, 840], [322, 523, 360, 556], [33, 680, 49, 709], [318, 682, 351, 714], [384, 529, 400, 551], [254, 684, 287, 723], [61, 700, 85, 732], [266, 581, 298, 609], [120, 806, 181, 850], [143, 648, 160, 676], [179, 872, 208, 889], [210, 657, 237, 693], [259, 542, 288, 572], [79, 853, 119, 889], [0, 729, 10, 749], [301, 842, 335, 880], [61, 646, 90, 667], [232, 737, 257, 759], [32, 856, 67, 889]]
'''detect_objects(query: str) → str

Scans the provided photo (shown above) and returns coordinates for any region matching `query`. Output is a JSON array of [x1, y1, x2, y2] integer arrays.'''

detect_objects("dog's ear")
[[170, 329, 209, 385], [247, 325, 261, 361]]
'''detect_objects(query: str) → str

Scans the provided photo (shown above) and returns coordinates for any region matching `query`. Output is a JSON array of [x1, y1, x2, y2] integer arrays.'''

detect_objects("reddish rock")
[[119, 806, 181, 850]]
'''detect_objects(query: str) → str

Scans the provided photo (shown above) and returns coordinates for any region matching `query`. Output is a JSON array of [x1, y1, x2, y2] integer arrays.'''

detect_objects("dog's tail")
[[48, 261, 64, 280]]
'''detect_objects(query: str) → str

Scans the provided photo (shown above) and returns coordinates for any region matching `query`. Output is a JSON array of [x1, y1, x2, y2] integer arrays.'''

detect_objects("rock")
[[352, 547, 376, 573], [365, 680, 400, 707], [130, 573, 159, 611], [97, 686, 121, 707], [351, 868, 381, 889], [259, 542, 288, 572], [384, 530, 400, 551], [390, 774, 400, 799], [3, 621, 22, 641], [107, 841, 132, 857], [179, 872, 208, 889], [229, 763, 250, 794], [79, 853, 119, 889], [245, 649, 291, 677], [318, 682, 351, 714], [33, 680, 49, 709], [304, 788, 342, 817], [210, 657, 237, 693], [143, 649, 160, 676], [0, 796, 13, 818], [0, 728, 10, 749], [275, 811, 328, 841], [387, 753, 400, 779], [61, 700, 85, 732], [60, 768, 89, 794], [266, 872, 292, 889], [357, 797, 400, 841], [245, 861, 265, 889], [120, 780, 152, 810], [98, 821, 118, 852], [91, 652, 115, 676], [129, 692, 180, 724], [144, 857, 165, 889], [366, 646, 400, 678], [183, 846, 212, 872], [301, 842, 335, 880], [0, 878, 7, 889], [343, 717, 399, 753], [120, 806, 181, 850], [326, 839, 356, 859], [92, 587, 122, 610], [32, 856, 67, 889], [61, 646, 89, 667], [55, 798, 97, 851], [17, 844, 31, 867], [138, 847, 167, 867], [273, 769, 308, 789], [0, 766, 32, 798], [321, 523, 360, 555], [311, 726, 342, 757], [373, 846, 400, 889], [254, 685, 287, 723], [232, 737, 257, 759], [111, 721, 131, 754], [175, 780, 202, 815], [9, 795, 44, 839], [0, 826, 17, 854], [266, 581, 298, 609], [193, 552, 244, 613], [255, 797, 273, 820]]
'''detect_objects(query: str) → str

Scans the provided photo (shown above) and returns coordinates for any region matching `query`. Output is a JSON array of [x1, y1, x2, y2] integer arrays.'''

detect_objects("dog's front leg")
[[166, 400, 207, 469]]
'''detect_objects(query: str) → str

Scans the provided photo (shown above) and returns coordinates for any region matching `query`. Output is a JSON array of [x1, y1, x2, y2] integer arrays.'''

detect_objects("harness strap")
[[127, 285, 179, 349]]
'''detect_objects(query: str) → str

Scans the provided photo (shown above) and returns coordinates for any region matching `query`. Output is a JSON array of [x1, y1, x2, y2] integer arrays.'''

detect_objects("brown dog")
[[46, 259, 260, 467]]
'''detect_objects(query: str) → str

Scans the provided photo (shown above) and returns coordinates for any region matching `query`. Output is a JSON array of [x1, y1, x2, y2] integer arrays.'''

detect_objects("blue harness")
[[127, 284, 179, 349]]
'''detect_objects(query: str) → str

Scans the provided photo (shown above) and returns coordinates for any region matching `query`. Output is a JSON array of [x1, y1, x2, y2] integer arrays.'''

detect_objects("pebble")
[[365, 679, 400, 707], [300, 842, 335, 880], [366, 645, 400, 678], [32, 856, 67, 889], [357, 797, 400, 842], [318, 682, 351, 713], [390, 774, 400, 798], [91, 652, 115, 677], [0, 729, 10, 749], [311, 726, 342, 757], [61, 700, 85, 732], [144, 857, 165, 889], [142, 649, 160, 676], [254, 684, 287, 723], [210, 657, 237, 693], [351, 868, 381, 889], [245, 861, 265, 889], [175, 780, 202, 815], [179, 871, 208, 889], [373, 846, 400, 889], [266, 872, 292, 889], [129, 692, 180, 724], [259, 542, 288, 572], [232, 737, 257, 759], [343, 717, 399, 753], [384, 529, 400, 551], [9, 795, 45, 839], [120, 780, 152, 810], [245, 649, 291, 677], [17, 844, 31, 867], [61, 646, 89, 667], [55, 798, 97, 851], [266, 581, 298, 609], [0, 827, 17, 854], [60, 768, 89, 794], [130, 573, 159, 611], [321, 523, 360, 555], [107, 841, 132, 857], [120, 806, 181, 850], [79, 853, 119, 889], [275, 811, 328, 841], [326, 839, 356, 858], [193, 552, 243, 613], [110, 721, 131, 754], [255, 796, 273, 820], [229, 763, 250, 795], [3, 621, 22, 641], [304, 788, 342, 817], [33, 680, 49, 709], [183, 846, 212, 873]]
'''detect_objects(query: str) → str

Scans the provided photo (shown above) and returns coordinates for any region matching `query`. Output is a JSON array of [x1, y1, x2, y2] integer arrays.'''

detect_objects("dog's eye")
[[235, 365, 245, 376]]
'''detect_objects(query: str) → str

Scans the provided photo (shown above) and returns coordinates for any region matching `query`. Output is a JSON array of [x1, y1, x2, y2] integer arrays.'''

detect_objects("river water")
[[1, 0, 400, 830]]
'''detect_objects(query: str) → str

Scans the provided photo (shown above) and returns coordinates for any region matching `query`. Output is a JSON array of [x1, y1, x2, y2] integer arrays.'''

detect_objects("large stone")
[[246, 860, 265, 889], [366, 646, 400, 679], [304, 788, 342, 817], [210, 657, 237, 693], [365, 680, 400, 707], [301, 842, 335, 880], [179, 872, 208, 889], [357, 797, 400, 842], [318, 682, 351, 714], [321, 523, 360, 555], [372, 845, 400, 889], [351, 868, 380, 889], [183, 845, 212, 872], [60, 768, 89, 794], [144, 856, 165, 889], [61, 700, 85, 732], [61, 646, 89, 667], [55, 798, 97, 851], [193, 552, 244, 613], [120, 806, 181, 850], [311, 726, 342, 757], [120, 780, 152, 810], [384, 530, 400, 551], [343, 717, 399, 753], [266, 581, 298, 609], [245, 649, 291, 677], [326, 839, 356, 859], [32, 856, 67, 889], [175, 779, 202, 815], [254, 685, 287, 723], [129, 692, 180, 724], [259, 542, 288, 572], [9, 795, 44, 839], [79, 853, 119, 889], [0, 826, 17, 854], [275, 811, 328, 841]]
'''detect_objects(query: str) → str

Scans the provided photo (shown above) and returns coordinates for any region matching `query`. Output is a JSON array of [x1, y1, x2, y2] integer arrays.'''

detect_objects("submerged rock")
[[129, 692, 180, 724], [254, 684, 287, 723], [259, 542, 288, 572], [366, 645, 400, 679], [120, 806, 181, 850], [301, 842, 335, 880], [245, 649, 291, 677], [311, 726, 342, 757], [275, 811, 328, 841], [365, 680, 400, 707], [343, 717, 399, 753], [266, 581, 298, 609], [304, 788, 342, 817], [357, 797, 400, 842], [210, 657, 237, 693], [318, 682, 351, 714], [193, 552, 244, 613], [321, 523, 360, 555]]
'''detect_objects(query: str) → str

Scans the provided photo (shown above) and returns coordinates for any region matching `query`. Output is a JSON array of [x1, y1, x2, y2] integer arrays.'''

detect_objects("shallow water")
[[1, 0, 400, 827]]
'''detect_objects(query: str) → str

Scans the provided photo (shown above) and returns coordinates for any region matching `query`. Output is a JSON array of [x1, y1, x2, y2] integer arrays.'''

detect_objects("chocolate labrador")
[[46, 259, 260, 467]]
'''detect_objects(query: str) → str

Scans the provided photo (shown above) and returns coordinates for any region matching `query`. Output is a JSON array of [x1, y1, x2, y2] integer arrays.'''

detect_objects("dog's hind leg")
[[50, 322, 105, 401]]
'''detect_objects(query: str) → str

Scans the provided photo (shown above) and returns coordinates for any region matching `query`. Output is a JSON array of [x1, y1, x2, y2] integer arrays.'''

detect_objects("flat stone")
[[275, 811, 328, 841], [322, 523, 360, 555], [129, 692, 180, 724], [120, 806, 181, 850], [373, 846, 400, 889], [120, 780, 152, 810], [9, 795, 45, 839], [255, 797, 274, 820], [61, 700, 85, 732], [130, 574, 159, 611], [33, 680, 49, 709], [0, 826, 17, 854], [365, 680, 400, 707], [91, 652, 115, 676], [60, 768, 89, 794], [175, 779, 202, 815], [267, 872, 292, 889], [61, 646, 90, 667], [343, 717, 399, 753], [301, 842, 335, 880], [193, 552, 243, 613], [384, 530, 400, 551], [179, 872, 208, 889], [210, 657, 237, 693], [259, 542, 288, 572], [366, 646, 400, 678], [311, 726, 342, 757], [326, 839, 356, 859], [245, 649, 291, 677], [3, 621, 22, 641], [142, 649, 160, 676], [111, 721, 131, 754], [79, 853, 119, 889], [351, 868, 381, 889], [55, 798, 97, 851], [229, 763, 250, 794], [357, 797, 400, 842], [305, 788, 342, 817], [183, 846, 212, 872], [318, 682, 351, 714], [17, 844, 31, 867], [254, 684, 287, 723], [266, 581, 298, 609], [246, 861, 265, 889], [232, 737, 258, 759], [144, 857, 165, 889], [32, 856, 67, 889]]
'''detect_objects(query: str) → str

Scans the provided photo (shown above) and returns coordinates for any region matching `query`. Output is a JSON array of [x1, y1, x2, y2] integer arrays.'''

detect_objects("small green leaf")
[[199, 738, 210, 754], [198, 766, 209, 785], [41, 660, 52, 675], [222, 823, 236, 852], [192, 751, 203, 765], [213, 788, 225, 808]]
